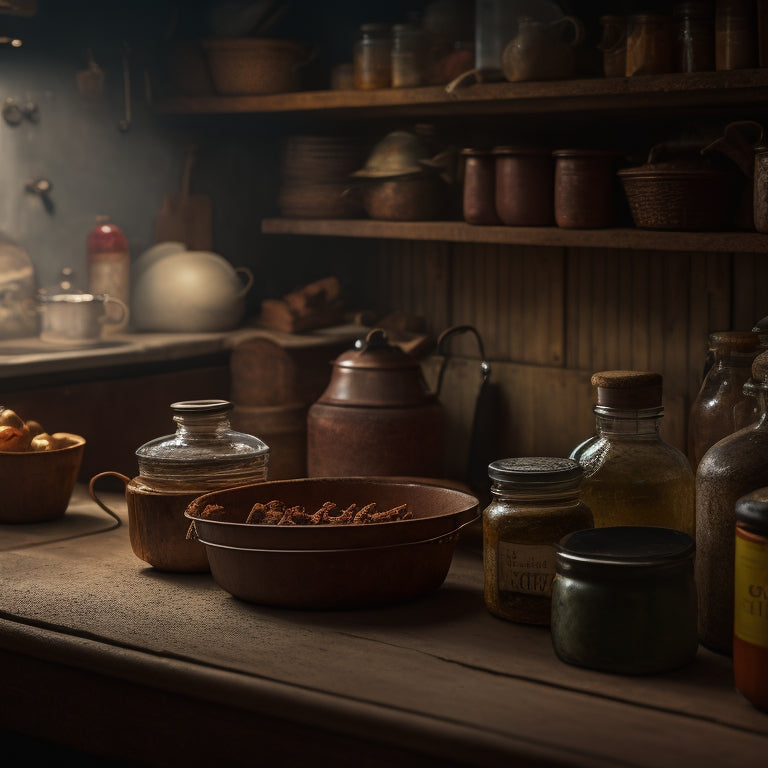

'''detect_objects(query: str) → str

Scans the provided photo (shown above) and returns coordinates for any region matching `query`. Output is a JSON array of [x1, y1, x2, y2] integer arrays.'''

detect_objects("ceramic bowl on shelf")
[[184, 476, 479, 608]]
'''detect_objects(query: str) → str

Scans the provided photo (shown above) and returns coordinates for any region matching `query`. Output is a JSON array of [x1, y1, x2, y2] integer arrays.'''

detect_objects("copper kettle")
[[306, 328, 445, 478]]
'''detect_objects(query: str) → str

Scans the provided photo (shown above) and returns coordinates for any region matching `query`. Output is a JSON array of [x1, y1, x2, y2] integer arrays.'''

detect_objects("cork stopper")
[[709, 330, 760, 352], [591, 370, 663, 409]]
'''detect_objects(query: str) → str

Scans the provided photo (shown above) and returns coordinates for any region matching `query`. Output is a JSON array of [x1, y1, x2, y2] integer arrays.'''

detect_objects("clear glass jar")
[[391, 22, 427, 88], [353, 23, 392, 90], [688, 330, 760, 472], [570, 371, 695, 538], [674, 1, 715, 72], [734, 487, 768, 711], [696, 350, 768, 655], [135, 399, 270, 492], [482, 457, 594, 626]]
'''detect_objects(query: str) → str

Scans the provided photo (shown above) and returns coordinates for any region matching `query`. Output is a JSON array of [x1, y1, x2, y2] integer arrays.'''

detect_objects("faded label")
[[498, 541, 555, 596]]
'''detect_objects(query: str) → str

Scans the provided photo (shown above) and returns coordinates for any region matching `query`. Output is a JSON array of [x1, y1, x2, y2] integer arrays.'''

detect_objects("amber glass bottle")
[[570, 371, 695, 538], [696, 350, 768, 655], [687, 330, 760, 472]]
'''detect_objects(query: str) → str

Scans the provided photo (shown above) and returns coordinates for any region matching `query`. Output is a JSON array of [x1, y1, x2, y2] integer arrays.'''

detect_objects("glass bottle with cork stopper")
[[570, 370, 695, 538], [482, 456, 594, 626]]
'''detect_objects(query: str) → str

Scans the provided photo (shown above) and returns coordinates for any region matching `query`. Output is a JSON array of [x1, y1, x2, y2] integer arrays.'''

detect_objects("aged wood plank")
[[262, 218, 768, 252]]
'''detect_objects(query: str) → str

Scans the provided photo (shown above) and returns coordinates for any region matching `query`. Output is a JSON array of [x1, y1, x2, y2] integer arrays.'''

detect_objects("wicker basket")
[[618, 143, 737, 231], [202, 38, 311, 95]]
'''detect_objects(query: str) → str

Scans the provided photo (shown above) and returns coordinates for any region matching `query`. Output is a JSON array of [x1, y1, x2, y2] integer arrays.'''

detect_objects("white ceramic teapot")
[[132, 247, 254, 332]]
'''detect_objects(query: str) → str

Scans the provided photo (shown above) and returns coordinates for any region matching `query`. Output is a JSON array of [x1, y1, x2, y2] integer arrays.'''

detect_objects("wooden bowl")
[[0, 435, 85, 523]]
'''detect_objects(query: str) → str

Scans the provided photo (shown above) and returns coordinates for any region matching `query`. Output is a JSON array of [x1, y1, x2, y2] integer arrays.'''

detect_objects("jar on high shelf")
[[696, 350, 768, 655], [598, 14, 627, 78], [552, 149, 621, 229], [687, 330, 761, 473], [494, 146, 554, 227], [461, 148, 501, 225], [354, 23, 392, 89], [673, 1, 715, 72], [569, 371, 695, 538], [482, 457, 594, 626], [391, 21, 427, 88], [715, 0, 757, 70], [89, 399, 270, 573], [733, 486, 768, 711], [625, 14, 674, 76]]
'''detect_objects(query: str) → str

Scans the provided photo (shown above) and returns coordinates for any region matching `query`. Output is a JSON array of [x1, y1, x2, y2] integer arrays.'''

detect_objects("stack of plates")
[[278, 135, 367, 219]]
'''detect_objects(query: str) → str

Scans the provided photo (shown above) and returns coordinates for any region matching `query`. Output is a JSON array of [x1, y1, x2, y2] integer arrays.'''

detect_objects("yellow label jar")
[[483, 457, 594, 626]]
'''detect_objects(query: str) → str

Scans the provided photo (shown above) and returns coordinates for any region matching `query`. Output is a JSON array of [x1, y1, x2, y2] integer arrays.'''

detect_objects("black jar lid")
[[488, 456, 583, 485], [556, 526, 694, 578], [736, 488, 768, 536]]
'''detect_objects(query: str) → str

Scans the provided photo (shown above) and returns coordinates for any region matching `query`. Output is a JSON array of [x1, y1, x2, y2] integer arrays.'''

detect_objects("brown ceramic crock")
[[494, 146, 555, 226], [461, 148, 501, 225], [307, 328, 444, 478]]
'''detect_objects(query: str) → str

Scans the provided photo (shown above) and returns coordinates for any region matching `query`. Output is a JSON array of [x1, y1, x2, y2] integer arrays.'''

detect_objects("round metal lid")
[[488, 456, 583, 484], [556, 526, 695, 576]]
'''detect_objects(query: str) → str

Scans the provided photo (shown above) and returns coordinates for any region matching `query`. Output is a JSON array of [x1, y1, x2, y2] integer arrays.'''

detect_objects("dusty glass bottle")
[[570, 371, 695, 538], [696, 350, 768, 655], [483, 457, 594, 626], [687, 330, 760, 473]]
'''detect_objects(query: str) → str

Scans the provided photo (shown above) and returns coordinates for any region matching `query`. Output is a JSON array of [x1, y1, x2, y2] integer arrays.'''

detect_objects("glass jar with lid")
[[482, 457, 594, 626], [89, 399, 270, 573], [570, 371, 695, 538], [353, 23, 392, 89], [687, 330, 760, 472], [391, 21, 427, 88]]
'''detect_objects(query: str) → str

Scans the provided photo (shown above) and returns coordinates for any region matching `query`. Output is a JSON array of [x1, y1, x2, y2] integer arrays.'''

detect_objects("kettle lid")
[[318, 328, 436, 407]]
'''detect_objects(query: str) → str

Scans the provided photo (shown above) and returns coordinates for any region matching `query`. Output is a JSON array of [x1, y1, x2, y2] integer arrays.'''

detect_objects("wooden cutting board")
[[154, 145, 212, 250]]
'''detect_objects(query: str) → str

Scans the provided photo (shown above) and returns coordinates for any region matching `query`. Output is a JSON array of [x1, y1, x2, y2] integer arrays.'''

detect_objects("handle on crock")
[[88, 470, 130, 528], [100, 297, 130, 330]]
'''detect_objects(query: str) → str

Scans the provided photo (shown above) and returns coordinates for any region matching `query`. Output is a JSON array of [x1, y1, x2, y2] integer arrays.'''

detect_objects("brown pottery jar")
[[553, 149, 621, 229], [625, 14, 674, 75], [494, 146, 554, 226], [461, 148, 501, 225]]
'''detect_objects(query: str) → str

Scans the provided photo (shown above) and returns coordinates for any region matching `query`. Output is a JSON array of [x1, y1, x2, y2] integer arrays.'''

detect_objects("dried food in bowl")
[[0, 434, 85, 523], [196, 533, 463, 609], [185, 476, 479, 551]]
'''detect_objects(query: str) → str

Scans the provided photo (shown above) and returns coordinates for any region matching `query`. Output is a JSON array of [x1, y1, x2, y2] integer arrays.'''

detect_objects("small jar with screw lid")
[[483, 457, 594, 626]]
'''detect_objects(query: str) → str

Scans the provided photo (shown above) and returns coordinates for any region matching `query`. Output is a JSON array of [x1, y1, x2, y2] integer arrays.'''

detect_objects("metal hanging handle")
[[435, 324, 491, 397]]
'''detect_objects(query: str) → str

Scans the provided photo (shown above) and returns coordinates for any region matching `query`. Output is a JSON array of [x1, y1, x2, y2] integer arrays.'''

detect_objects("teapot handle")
[[234, 267, 254, 299]]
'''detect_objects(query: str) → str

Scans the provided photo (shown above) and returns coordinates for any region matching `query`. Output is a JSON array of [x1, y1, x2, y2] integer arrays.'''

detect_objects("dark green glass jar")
[[551, 526, 698, 674]]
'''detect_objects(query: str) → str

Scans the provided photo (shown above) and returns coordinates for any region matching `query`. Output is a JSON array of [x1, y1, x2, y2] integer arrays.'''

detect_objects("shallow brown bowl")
[[185, 476, 479, 609], [185, 476, 479, 551], [0, 435, 85, 523]]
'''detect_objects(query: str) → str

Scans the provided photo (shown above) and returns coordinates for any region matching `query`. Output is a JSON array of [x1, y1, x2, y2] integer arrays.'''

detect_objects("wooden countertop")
[[0, 486, 766, 767]]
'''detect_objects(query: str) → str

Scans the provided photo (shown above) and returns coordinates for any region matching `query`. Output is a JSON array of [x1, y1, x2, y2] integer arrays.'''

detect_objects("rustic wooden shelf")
[[260, 218, 768, 253], [156, 69, 768, 119]]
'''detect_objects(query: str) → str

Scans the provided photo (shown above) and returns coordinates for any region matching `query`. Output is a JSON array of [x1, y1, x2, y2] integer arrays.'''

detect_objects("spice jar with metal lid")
[[354, 23, 392, 89], [89, 399, 270, 573], [696, 350, 768, 655], [551, 526, 698, 675], [570, 371, 695, 537], [734, 487, 768, 711], [687, 330, 761, 472], [483, 457, 594, 626]]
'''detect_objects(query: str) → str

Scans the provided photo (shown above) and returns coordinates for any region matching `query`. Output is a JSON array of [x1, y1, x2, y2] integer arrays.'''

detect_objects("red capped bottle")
[[87, 215, 130, 308]]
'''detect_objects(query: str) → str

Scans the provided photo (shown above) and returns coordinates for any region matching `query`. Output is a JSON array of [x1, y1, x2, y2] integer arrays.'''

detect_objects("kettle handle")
[[435, 325, 491, 397]]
